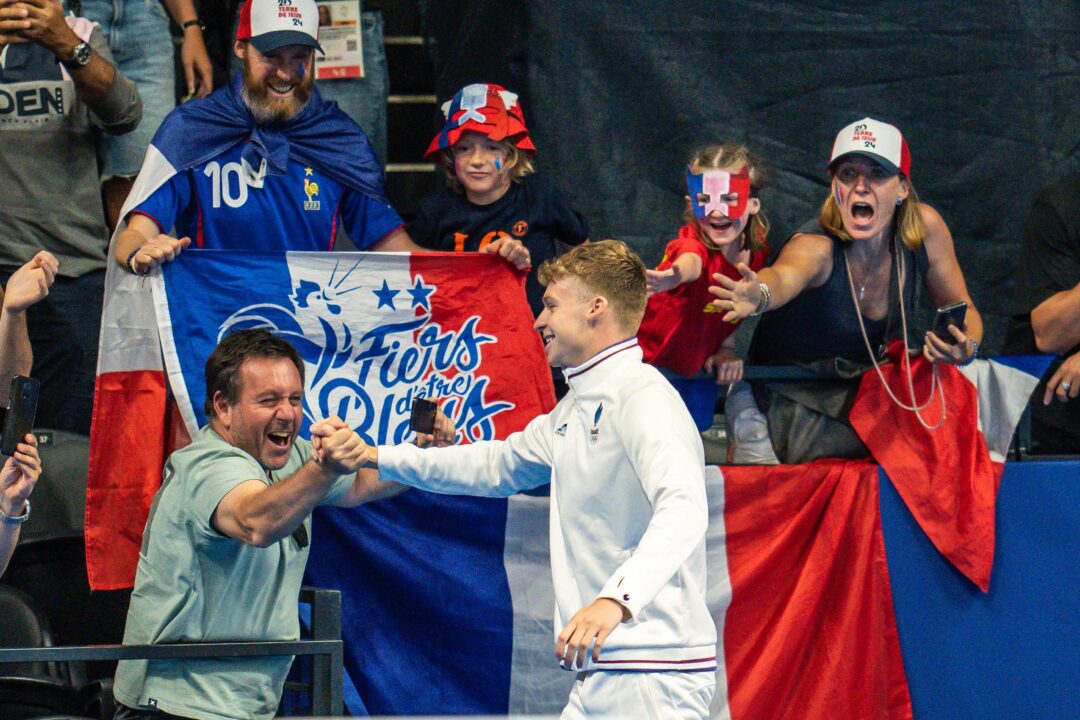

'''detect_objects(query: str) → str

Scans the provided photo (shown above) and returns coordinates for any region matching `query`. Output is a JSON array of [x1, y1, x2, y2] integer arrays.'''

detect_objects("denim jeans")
[[78, 0, 176, 178], [230, 3, 389, 166]]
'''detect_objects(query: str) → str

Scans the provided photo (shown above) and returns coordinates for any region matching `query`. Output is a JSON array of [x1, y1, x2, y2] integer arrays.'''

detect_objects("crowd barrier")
[[0, 588, 344, 716]]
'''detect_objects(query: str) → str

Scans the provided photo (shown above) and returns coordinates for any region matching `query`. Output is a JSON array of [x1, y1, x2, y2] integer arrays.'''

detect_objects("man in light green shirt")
[[113, 328, 434, 719]]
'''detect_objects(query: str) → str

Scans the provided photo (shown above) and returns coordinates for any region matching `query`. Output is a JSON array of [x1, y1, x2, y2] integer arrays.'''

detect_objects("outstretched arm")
[[646, 251, 703, 295], [708, 232, 832, 322]]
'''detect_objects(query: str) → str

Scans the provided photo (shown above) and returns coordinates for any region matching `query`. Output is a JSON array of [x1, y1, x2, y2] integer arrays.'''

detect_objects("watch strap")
[[0, 498, 30, 524], [62, 41, 92, 68]]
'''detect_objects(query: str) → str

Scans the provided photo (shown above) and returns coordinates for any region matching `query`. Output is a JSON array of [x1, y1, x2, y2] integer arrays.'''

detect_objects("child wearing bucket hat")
[[409, 84, 589, 325]]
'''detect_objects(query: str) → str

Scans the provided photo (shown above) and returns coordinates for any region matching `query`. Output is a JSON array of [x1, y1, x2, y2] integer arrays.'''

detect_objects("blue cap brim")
[[827, 151, 900, 177], [250, 30, 324, 55]]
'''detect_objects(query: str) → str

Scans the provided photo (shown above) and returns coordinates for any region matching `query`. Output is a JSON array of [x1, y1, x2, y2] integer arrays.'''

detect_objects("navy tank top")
[[750, 220, 929, 365]]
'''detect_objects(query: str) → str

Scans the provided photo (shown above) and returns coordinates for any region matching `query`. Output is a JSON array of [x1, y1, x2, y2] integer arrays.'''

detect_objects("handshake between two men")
[[308, 412, 457, 475]]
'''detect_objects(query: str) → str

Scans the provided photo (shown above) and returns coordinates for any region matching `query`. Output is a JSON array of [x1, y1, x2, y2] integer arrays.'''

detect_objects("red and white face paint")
[[686, 165, 751, 221]]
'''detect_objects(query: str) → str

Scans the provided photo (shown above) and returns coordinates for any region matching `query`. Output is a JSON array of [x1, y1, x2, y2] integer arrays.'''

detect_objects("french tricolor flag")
[[87, 221, 1046, 715]]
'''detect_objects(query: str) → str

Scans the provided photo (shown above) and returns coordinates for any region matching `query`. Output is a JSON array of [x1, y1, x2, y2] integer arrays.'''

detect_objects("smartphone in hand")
[[932, 301, 968, 345], [409, 398, 437, 435], [1, 375, 39, 456]]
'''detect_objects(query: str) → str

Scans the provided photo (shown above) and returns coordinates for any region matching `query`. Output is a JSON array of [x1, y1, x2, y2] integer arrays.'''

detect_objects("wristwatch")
[[0, 498, 30, 525], [63, 41, 92, 68]]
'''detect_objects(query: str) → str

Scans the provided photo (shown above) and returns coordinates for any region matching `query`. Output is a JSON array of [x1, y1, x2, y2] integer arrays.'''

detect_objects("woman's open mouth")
[[851, 202, 875, 221]]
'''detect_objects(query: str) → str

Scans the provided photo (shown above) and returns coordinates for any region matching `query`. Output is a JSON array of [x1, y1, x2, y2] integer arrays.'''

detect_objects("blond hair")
[[537, 240, 647, 333], [683, 144, 770, 252], [818, 180, 926, 251], [441, 139, 535, 193]]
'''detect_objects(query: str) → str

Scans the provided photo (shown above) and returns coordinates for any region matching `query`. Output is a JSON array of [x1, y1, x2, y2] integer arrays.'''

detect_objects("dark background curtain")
[[419, 0, 1080, 352]]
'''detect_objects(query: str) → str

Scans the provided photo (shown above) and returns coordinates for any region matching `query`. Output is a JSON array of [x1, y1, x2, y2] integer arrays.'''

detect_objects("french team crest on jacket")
[[303, 167, 321, 211], [590, 403, 603, 443]]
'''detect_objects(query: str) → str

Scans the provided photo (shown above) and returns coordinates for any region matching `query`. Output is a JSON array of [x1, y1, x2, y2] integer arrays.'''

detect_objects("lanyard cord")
[[844, 242, 946, 431]]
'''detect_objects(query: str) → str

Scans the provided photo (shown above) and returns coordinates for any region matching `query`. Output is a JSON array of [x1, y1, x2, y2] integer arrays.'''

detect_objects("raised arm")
[[708, 231, 833, 322], [0, 252, 57, 387], [212, 420, 369, 547]]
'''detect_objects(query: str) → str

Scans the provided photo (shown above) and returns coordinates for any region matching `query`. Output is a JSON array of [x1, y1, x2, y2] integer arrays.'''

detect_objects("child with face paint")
[[409, 84, 590, 398], [636, 145, 770, 431]]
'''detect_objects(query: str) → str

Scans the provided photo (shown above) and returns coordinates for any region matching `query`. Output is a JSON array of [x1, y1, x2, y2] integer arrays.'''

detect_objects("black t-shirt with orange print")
[[409, 172, 589, 316]]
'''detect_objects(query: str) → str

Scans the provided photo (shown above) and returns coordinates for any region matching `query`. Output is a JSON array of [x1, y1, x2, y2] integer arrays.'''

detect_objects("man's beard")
[[241, 66, 313, 124]]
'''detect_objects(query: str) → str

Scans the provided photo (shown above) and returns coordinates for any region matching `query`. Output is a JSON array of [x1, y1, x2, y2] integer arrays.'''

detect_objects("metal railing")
[[0, 588, 343, 715]]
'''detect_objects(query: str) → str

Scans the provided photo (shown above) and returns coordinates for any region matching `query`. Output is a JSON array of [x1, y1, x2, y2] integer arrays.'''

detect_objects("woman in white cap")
[[709, 117, 983, 464]]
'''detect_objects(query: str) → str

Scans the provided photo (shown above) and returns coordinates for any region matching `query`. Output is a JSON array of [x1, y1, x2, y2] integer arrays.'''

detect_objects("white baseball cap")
[[828, 117, 911, 177], [236, 0, 324, 54]]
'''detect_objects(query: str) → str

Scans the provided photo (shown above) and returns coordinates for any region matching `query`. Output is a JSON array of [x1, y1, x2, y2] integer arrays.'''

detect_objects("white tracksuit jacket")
[[378, 338, 717, 672]]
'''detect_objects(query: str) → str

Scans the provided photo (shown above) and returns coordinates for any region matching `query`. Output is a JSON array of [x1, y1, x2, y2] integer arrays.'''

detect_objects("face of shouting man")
[[234, 41, 315, 124], [211, 356, 304, 471]]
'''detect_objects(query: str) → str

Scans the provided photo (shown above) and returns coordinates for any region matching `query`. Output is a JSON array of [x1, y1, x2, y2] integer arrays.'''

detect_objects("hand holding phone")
[[0, 376, 39, 457], [409, 398, 438, 435], [932, 301, 968, 345]]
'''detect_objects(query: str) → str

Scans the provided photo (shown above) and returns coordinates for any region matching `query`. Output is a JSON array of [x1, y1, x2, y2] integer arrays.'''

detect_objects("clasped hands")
[[308, 411, 457, 473], [0, 0, 72, 52]]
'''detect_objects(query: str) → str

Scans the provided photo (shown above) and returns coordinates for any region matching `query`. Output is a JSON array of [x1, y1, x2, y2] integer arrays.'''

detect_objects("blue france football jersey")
[[134, 142, 402, 251]]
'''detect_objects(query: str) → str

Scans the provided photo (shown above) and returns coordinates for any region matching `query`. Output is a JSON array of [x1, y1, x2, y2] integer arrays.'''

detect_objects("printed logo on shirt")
[[703, 300, 724, 314], [0, 82, 68, 129], [512, 220, 529, 237], [555, 423, 567, 436], [303, 167, 321, 211], [590, 403, 603, 443]]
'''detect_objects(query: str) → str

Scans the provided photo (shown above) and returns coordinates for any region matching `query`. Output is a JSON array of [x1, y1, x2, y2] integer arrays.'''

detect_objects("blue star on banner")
[[373, 280, 399, 310], [407, 275, 436, 310]]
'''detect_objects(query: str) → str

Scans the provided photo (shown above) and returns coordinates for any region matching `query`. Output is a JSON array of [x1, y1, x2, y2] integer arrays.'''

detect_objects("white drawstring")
[[844, 242, 946, 431]]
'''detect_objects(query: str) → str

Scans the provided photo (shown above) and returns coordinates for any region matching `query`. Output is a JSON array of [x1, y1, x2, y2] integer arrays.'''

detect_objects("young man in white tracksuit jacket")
[[369, 240, 717, 719]]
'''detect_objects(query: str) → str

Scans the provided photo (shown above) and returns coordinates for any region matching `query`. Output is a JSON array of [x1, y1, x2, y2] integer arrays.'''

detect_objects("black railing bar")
[[0, 640, 341, 663]]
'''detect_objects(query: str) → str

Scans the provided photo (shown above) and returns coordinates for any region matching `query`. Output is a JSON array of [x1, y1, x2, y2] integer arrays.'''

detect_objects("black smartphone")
[[932, 301, 968, 345], [1, 375, 40, 456], [409, 398, 438, 435]]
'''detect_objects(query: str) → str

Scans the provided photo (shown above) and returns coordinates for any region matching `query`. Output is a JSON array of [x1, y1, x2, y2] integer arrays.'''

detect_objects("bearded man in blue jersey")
[[110, 0, 528, 274]]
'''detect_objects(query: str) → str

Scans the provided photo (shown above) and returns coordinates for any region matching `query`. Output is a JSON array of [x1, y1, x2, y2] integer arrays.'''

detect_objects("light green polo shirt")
[[113, 426, 352, 720]]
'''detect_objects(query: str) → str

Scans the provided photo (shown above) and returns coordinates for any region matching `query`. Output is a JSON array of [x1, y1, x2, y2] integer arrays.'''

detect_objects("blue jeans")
[[78, 0, 176, 178], [659, 369, 719, 433], [230, 4, 389, 166]]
